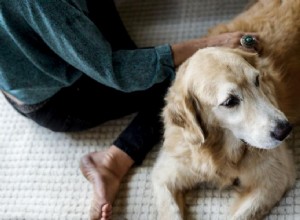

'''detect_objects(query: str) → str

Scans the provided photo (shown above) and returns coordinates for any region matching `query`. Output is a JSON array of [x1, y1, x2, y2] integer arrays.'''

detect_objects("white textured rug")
[[1, 0, 300, 219]]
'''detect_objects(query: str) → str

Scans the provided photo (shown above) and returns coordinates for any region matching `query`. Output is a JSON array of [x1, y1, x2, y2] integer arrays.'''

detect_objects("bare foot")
[[80, 146, 134, 220]]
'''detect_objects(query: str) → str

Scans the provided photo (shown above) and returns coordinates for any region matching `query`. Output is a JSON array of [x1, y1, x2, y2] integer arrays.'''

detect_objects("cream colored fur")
[[152, 1, 300, 219]]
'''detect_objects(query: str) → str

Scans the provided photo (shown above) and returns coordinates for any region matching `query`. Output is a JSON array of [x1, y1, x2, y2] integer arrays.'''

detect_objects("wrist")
[[171, 38, 208, 67]]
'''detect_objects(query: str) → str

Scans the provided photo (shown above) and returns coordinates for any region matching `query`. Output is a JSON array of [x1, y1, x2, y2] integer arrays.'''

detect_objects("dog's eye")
[[255, 75, 259, 87], [221, 95, 240, 108]]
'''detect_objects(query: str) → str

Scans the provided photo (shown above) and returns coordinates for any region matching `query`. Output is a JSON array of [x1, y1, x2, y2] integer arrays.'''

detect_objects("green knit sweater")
[[0, 0, 175, 104]]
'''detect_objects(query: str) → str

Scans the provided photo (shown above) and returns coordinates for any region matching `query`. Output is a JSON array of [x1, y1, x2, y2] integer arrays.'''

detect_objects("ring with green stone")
[[240, 35, 257, 48]]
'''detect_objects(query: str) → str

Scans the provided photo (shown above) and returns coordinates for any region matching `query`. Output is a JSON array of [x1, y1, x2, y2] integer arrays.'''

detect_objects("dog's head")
[[164, 47, 292, 149]]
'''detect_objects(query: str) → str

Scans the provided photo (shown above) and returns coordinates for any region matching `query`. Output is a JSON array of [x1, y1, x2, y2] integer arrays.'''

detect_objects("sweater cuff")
[[155, 44, 175, 80]]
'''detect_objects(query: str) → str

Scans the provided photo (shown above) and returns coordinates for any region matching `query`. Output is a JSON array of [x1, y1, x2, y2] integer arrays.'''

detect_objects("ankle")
[[104, 145, 134, 179]]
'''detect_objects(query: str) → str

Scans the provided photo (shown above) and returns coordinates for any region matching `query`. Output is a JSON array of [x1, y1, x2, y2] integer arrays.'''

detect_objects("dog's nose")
[[271, 120, 293, 141]]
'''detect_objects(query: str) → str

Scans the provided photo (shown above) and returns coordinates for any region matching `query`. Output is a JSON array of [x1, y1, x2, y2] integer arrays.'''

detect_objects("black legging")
[[8, 0, 171, 165]]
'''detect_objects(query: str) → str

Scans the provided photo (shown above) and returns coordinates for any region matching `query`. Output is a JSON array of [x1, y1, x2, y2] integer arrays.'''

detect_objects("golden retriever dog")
[[152, 0, 300, 219]]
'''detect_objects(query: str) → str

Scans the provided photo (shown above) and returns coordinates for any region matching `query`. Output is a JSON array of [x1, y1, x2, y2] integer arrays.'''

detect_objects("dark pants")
[[8, 0, 170, 165]]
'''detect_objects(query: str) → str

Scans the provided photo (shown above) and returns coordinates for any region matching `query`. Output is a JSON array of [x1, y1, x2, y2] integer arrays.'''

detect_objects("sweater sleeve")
[[20, 0, 175, 92]]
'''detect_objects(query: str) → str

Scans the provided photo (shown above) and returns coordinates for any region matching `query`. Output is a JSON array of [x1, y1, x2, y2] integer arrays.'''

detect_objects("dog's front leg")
[[153, 181, 184, 220], [231, 145, 295, 220], [230, 186, 287, 220], [152, 153, 192, 220]]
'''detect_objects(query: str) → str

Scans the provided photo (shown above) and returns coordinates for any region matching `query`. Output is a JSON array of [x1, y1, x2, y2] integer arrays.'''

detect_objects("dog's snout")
[[271, 120, 293, 141]]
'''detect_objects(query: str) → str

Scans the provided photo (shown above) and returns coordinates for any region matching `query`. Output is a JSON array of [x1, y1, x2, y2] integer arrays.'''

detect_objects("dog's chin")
[[240, 139, 282, 150]]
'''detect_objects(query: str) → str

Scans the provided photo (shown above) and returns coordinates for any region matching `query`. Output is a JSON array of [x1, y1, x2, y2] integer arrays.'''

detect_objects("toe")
[[90, 202, 112, 220], [102, 203, 112, 213]]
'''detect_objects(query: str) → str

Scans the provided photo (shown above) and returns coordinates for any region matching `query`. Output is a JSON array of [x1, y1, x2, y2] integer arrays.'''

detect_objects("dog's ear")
[[164, 61, 206, 145], [164, 91, 206, 145]]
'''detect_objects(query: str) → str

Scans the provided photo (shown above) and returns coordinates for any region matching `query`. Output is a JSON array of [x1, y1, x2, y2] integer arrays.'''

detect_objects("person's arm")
[[19, 1, 175, 92], [19, 1, 258, 93]]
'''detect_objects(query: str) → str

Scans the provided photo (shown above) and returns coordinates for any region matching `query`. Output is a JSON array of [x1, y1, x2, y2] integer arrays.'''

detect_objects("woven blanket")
[[1, 0, 299, 219]]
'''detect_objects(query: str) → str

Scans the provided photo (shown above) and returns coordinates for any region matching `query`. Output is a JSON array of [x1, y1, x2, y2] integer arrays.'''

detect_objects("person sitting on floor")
[[0, 0, 259, 219]]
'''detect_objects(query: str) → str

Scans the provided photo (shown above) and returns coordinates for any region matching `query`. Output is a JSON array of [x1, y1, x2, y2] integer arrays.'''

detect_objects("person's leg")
[[15, 1, 167, 219], [79, 83, 168, 220], [23, 74, 170, 220], [80, 145, 134, 220]]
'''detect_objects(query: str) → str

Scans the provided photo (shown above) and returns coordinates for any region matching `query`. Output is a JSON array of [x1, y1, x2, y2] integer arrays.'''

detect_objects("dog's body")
[[152, 0, 300, 219]]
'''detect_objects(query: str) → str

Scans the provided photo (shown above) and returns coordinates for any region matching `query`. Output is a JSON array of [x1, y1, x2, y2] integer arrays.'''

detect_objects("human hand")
[[171, 31, 260, 67], [204, 31, 260, 53]]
